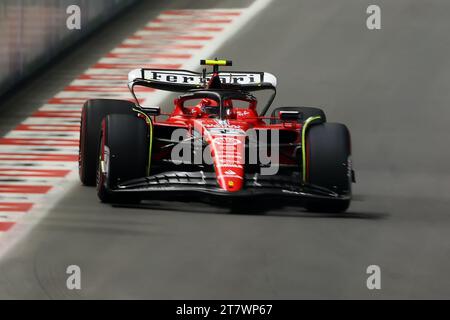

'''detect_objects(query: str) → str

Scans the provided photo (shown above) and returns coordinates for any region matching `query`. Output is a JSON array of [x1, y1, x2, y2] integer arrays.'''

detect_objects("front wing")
[[110, 171, 350, 201]]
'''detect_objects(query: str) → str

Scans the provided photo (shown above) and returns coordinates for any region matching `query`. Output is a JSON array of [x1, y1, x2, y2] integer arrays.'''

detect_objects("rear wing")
[[128, 68, 277, 115], [128, 68, 277, 92]]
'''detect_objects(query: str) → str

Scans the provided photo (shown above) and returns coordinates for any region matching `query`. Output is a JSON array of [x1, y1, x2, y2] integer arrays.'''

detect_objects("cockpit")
[[176, 90, 257, 120]]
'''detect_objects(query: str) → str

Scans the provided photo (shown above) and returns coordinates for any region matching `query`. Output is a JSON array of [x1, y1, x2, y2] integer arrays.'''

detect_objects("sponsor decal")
[[213, 137, 242, 146], [142, 70, 261, 85], [208, 128, 246, 135], [216, 164, 243, 169], [236, 110, 251, 117], [102, 146, 110, 175]]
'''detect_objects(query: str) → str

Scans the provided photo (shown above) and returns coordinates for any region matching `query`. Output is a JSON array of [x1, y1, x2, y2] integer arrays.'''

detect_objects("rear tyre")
[[304, 123, 352, 213], [79, 99, 136, 186], [271, 106, 326, 124], [97, 114, 149, 204]]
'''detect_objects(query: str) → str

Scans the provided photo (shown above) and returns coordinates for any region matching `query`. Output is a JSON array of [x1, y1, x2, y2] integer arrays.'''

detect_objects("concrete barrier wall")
[[0, 0, 138, 96]]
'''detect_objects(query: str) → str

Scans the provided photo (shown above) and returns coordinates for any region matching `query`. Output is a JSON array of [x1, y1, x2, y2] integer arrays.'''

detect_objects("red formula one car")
[[79, 59, 354, 212]]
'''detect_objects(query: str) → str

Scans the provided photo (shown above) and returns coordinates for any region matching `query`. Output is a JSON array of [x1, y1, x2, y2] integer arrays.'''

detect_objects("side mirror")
[[279, 110, 301, 121], [140, 106, 161, 116]]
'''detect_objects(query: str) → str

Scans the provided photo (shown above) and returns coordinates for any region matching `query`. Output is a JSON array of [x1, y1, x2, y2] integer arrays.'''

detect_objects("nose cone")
[[201, 119, 247, 193], [209, 135, 245, 192]]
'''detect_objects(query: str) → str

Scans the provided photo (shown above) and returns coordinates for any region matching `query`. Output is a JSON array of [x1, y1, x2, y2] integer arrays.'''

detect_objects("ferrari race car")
[[79, 59, 355, 212]]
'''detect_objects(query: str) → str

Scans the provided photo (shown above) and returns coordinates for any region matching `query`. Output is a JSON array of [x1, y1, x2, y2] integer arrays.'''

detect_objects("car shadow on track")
[[112, 196, 389, 220], [267, 210, 389, 220]]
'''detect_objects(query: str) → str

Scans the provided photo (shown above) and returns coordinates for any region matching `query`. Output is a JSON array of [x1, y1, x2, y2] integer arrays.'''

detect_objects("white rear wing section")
[[128, 68, 277, 89]]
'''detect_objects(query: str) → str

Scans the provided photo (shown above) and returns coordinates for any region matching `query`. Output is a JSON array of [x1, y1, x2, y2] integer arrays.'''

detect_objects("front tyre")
[[304, 123, 352, 213], [97, 114, 149, 203], [79, 99, 136, 186]]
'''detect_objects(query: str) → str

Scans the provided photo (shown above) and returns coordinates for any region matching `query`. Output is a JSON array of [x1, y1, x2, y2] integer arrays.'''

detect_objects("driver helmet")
[[200, 98, 220, 116], [199, 98, 235, 118]]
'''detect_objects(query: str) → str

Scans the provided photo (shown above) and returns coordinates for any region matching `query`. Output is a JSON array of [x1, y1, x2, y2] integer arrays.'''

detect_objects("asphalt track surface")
[[1, 0, 450, 299]]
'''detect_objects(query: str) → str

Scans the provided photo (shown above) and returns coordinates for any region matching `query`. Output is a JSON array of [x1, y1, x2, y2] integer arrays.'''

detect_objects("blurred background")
[[0, 0, 138, 96]]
